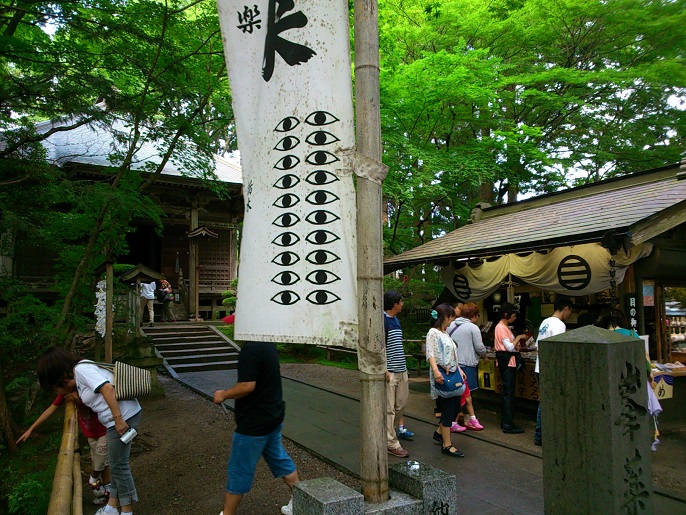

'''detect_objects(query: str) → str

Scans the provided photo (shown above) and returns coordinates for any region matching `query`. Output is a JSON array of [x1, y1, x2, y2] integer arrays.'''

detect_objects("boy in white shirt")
[[534, 295, 573, 445]]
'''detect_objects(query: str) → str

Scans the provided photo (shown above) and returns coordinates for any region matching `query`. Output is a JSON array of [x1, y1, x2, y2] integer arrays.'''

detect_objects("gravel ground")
[[81, 374, 359, 515]]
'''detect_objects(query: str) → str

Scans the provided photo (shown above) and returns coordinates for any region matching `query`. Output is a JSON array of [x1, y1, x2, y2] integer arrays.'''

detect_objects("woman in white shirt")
[[426, 303, 467, 458], [38, 347, 142, 515]]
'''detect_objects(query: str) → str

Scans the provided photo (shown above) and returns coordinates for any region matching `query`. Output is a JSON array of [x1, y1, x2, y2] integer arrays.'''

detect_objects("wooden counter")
[[478, 355, 539, 401]]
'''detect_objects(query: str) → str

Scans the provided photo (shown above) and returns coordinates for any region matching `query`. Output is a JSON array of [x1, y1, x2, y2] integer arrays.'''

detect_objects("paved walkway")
[[174, 365, 685, 514]]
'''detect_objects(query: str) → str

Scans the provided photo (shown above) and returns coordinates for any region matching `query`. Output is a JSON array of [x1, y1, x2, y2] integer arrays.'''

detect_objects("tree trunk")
[[0, 356, 20, 451]]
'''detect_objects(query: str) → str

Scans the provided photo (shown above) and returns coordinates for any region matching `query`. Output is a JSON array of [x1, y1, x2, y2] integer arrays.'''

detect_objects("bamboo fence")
[[47, 396, 80, 515]]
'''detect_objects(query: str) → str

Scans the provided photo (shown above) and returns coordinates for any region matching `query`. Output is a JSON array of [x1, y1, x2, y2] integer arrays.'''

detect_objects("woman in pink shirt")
[[494, 303, 527, 434]]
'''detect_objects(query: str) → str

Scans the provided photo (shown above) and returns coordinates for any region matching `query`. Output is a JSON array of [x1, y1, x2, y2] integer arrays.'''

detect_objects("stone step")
[[154, 341, 228, 352], [145, 324, 239, 374], [145, 329, 217, 337], [151, 335, 226, 345], [164, 353, 239, 365], [172, 361, 238, 373], [157, 346, 236, 357]]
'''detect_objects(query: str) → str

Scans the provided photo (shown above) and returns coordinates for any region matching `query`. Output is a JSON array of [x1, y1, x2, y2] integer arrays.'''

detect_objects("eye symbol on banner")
[[271, 290, 301, 305], [306, 290, 341, 305], [273, 212, 300, 228], [306, 190, 339, 205], [557, 255, 592, 290], [306, 170, 339, 185], [262, 0, 316, 82], [272, 271, 300, 286], [274, 116, 300, 132], [452, 274, 471, 301], [273, 174, 300, 189], [305, 210, 340, 225], [272, 232, 300, 247], [306, 270, 341, 285], [272, 251, 300, 266], [274, 155, 300, 170], [305, 131, 340, 146], [305, 111, 339, 126], [274, 136, 300, 151], [305, 230, 340, 245], [305, 150, 339, 166], [306, 250, 340, 265], [273, 193, 300, 208]]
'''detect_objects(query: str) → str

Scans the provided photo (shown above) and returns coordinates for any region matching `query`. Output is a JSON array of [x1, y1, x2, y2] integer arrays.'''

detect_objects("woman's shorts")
[[460, 365, 479, 391]]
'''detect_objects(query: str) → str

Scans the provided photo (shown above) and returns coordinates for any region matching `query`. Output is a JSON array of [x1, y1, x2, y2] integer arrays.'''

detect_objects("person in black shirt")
[[214, 341, 299, 515]]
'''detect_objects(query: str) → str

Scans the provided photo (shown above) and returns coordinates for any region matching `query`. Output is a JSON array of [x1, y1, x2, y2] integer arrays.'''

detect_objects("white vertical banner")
[[217, 0, 358, 346]]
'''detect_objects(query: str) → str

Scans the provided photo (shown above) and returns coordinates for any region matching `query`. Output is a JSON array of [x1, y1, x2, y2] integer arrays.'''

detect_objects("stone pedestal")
[[540, 325, 653, 514], [389, 461, 457, 515], [293, 477, 363, 514]]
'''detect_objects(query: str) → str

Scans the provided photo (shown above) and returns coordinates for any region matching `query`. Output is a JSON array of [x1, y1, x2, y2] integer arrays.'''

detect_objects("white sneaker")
[[281, 498, 293, 515], [94, 507, 119, 515]]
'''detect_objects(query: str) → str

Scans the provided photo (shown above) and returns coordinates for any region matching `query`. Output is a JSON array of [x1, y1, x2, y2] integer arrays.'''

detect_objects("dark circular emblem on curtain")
[[452, 274, 471, 301], [557, 255, 592, 290]]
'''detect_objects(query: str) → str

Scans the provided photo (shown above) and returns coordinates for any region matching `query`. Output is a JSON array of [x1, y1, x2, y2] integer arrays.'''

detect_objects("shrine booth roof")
[[383, 161, 686, 274]]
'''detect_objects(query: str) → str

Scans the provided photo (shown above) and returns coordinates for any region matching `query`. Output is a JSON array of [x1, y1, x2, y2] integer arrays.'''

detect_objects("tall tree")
[[379, 0, 686, 255], [0, 0, 234, 446]]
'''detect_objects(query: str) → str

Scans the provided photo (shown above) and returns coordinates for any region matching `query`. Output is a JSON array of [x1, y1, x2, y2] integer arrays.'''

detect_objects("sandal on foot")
[[442, 446, 465, 458], [433, 431, 443, 444]]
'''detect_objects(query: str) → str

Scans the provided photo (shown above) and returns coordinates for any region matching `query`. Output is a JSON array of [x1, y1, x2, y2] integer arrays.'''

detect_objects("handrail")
[[47, 396, 78, 515]]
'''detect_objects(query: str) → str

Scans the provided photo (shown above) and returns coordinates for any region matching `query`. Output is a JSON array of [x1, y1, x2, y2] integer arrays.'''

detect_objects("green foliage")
[[0, 284, 56, 364], [7, 477, 46, 515], [113, 264, 137, 275], [665, 288, 686, 308], [379, 0, 686, 255], [383, 273, 444, 310], [221, 278, 238, 308], [216, 324, 235, 341], [1, 432, 59, 514], [4, 376, 31, 394]]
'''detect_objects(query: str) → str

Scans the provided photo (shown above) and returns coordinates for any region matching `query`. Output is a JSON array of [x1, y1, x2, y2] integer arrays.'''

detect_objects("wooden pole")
[[72, 432, 83, 515], [195, 240, 201, 321], [354, 0, 389, 503], [105, 262, 114, 363], [655, 283, 666, 362], [135, 276, 142, 338]]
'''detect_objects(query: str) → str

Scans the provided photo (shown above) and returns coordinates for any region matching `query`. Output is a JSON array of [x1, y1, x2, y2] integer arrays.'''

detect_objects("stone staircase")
[[144, 324, 240, 374]]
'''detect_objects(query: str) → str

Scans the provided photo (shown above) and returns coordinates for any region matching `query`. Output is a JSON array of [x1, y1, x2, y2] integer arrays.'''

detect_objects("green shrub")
[[7, 477, 47, 515]]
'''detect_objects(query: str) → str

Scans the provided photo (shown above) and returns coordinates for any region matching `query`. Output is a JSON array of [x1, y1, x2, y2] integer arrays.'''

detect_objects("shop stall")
[[385, 161, 686, 418]]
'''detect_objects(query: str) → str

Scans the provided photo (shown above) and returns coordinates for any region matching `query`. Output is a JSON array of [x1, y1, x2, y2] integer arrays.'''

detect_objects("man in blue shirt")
[[384, 290, 413, 458]]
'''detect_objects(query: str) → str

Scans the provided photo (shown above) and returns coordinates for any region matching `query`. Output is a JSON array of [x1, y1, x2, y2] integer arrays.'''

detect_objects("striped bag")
[[92, 361, 152, 400]]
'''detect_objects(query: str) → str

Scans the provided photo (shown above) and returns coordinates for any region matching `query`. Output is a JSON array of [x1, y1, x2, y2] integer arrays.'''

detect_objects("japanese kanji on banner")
[[217, 0, 358, 346]]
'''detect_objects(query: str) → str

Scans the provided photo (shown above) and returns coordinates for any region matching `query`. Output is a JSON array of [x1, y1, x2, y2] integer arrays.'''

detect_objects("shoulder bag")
[[83, 360, 152, 400], [434, 334, 466, 397], [434, 367, 466, 398]]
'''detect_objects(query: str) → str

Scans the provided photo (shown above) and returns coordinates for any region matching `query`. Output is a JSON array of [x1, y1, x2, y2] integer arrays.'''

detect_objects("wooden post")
[[354, 0, 389, 503], [189, 204, 199, 319], [194, 240, 201, 321], [655, 283, 666, 362], [135, 276, 142, 338], [105, 261, 114, 363]]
